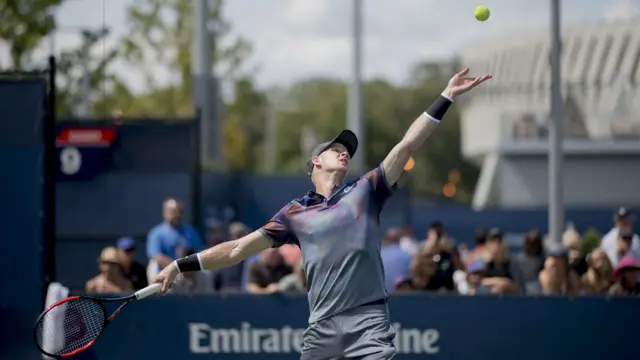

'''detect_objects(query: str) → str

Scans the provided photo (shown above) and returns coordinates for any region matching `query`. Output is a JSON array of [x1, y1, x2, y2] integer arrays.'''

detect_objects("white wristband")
[[196, 253, 204, 270], [423, 112, 441, 123], [441, 92, 455, 102]]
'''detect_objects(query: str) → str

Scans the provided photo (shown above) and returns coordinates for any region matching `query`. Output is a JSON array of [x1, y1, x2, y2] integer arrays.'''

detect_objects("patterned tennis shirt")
[[260, 165, 395, 323]]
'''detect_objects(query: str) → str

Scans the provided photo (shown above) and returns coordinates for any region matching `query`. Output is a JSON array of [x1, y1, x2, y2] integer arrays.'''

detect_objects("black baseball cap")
[[306, 129, 358, 176], [614, 207, 634, 221]]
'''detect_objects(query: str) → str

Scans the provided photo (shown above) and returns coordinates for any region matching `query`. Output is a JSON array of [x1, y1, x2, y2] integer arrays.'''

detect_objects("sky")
[[3, 0, 638, 93]]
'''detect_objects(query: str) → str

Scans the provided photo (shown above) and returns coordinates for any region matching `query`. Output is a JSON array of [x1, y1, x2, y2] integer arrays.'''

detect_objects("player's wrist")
[[441, 89, 456, 101], [423, 93, 454, 122], [175, 253, 203, 273]]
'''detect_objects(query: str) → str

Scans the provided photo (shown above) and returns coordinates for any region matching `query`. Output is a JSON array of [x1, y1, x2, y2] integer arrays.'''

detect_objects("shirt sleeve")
[[146, 228, 162, 259], [362, 164, 396, 214], [259, 203, 299, 248]]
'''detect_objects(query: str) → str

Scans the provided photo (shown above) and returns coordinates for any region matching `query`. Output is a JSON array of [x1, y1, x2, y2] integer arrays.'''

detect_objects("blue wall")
[[0, 80, 48, 360], [31, 295, 640, 360]]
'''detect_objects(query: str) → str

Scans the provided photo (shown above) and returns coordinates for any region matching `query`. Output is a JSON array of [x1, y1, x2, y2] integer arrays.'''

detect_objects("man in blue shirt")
[[146, 198, 203, 277], [154, 68, 490, 359], [381, 228, 412, 292]]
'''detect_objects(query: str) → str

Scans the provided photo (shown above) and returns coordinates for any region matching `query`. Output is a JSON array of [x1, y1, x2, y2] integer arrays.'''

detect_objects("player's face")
[[315, 143, 350, 173]]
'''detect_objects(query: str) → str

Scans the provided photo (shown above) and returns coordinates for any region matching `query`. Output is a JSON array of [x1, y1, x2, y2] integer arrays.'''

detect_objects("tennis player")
[[153, 68, 491, 359]]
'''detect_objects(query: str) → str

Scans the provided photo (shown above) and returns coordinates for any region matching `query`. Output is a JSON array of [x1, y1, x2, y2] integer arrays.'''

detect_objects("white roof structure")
[[460, 18, 640, 158], [458, 17, 640, 208]]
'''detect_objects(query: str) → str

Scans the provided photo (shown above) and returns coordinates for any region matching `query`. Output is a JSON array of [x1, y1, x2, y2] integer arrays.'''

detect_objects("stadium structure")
[[460, 17, 640, 209]]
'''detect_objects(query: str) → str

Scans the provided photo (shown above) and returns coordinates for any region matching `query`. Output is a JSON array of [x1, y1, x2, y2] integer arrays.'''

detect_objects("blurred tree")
[[275, 78, 347, 173], [55, 29, 123, 117], [273, 60, 480, 202], [224, 76, 268, 171], [0, 0, 64, 69], [121, 0, 252, 115]]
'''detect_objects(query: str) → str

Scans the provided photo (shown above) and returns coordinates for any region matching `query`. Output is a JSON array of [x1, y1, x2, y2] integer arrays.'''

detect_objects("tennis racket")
[[33, 283, 162, 358]]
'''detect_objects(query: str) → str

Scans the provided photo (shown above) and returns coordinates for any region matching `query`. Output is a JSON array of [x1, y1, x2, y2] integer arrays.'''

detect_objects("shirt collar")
[[304, 184, 345, 205]]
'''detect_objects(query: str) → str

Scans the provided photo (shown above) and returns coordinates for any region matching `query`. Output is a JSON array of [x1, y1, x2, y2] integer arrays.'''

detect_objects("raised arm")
[[382, 68, 491, 186]]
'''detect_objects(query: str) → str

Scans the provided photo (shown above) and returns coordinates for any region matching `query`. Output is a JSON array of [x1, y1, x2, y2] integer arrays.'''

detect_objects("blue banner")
[[63, 295, 638, 360]]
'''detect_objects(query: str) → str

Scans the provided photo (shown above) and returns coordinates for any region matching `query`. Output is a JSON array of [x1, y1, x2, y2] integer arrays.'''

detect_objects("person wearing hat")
[[464, 259, 491, 296], [482, 228, 518, 294], [538, 244, 580, 296], [116, 237, 148, 290], [610, 227, 637, 268], [152, 68, 491, 360], [608, 254, 640, 296], [601, 207, 640, 266], [85, 247, 133, 294]]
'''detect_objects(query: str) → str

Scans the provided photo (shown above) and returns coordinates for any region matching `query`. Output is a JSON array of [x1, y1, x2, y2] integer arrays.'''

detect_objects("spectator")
[[422, 221, 463, 292], [563, 228, 588, 276], [146, 198, 204, 282], [609, 254, 640, 296], [601, 207, 640, 266], [381, 228, 412, 292], [85, 247, 133, 294], [277, 259, 306, 293], [512, 230, 545, 295], [580, 248, 613, 295], [399, 225, 419, 255], [465, 227, 488, 267], [205, 223, 225, 248], [395, 250, 445, 293], [538, 246, 580, 296], [246, 248, 292, 294], [172, 247, 215, 294], [280, 244, 302, 268], [607, 226, 636, 268], [465, 259, 491, 295], [216, 222, 250, 291], [482, 228, 517, 294], [116, 237, 148, 290]]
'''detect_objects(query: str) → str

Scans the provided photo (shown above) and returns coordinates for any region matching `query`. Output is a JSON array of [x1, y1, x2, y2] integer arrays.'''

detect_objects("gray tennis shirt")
[[260, 165, 395, 323]]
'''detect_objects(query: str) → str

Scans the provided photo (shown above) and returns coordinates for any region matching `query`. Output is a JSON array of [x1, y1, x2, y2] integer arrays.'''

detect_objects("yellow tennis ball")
[[474, 6, 490, 21]]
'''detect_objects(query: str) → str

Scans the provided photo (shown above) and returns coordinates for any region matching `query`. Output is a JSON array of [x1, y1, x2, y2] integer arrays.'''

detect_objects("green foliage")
[[272, 64, 479, 201], [122, 0, 251, 99], [0, 0, 64, 69], [1, 0, 478, 201], [581, 228, 602, 255], [55, 29, 121, 117]]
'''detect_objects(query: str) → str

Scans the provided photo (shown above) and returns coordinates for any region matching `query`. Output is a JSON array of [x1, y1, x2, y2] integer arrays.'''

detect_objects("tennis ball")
[[474, 6, 490, 22]]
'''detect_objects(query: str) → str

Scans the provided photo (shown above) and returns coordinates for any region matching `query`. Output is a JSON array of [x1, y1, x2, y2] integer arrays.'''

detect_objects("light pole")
[[348, 0, 364, 173], [548, 0, 564, 244]]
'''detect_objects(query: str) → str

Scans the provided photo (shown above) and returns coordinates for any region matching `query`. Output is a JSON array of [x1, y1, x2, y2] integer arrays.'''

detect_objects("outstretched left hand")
[[443, 68, 492, 99]]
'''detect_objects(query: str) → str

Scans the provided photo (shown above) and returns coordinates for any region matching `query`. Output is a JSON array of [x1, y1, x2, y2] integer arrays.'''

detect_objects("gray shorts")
[[301, 300, 396, 360]]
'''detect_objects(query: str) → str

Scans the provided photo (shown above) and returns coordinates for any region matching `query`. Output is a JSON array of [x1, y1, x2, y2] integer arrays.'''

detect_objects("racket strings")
[[35, 298, 106, 355]]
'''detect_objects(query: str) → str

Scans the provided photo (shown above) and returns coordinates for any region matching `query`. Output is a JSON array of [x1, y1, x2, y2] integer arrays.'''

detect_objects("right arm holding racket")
[[154, 230, 273, 294]]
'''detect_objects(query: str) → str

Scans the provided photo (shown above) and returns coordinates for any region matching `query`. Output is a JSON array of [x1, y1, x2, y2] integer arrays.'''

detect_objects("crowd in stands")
[[84, 199, 640, 297]]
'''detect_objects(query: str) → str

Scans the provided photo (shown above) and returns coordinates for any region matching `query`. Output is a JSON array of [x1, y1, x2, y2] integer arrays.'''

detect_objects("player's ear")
[[311, 155, 321, 167]]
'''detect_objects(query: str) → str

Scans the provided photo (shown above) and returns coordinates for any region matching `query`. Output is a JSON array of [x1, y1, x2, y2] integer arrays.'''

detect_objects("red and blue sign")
[[56, 127, 117, 180]]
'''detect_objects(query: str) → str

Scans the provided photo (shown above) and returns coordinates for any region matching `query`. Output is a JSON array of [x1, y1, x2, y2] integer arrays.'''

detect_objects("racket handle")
[[134, 283, 162, 300]]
